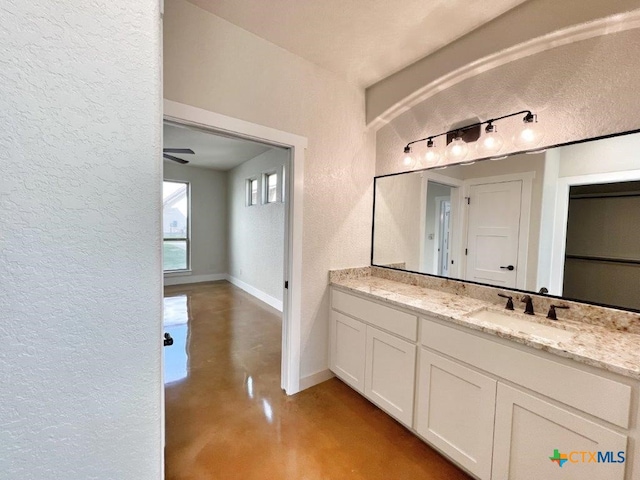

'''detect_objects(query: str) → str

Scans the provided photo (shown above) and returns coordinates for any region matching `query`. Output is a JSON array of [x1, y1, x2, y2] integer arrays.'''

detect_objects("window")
[[264, 172, 277, 203], [163, 181, 189, 271], [247, 178, 258, 206]]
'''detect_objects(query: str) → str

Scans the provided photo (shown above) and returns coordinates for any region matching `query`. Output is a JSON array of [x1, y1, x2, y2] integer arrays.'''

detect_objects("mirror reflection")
[[373, 131, 640, 311]]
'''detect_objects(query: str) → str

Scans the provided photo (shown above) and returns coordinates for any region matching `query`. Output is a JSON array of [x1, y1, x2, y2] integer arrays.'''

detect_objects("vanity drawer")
[[332, 289, 417, 341], [421, 318, 631, 428]]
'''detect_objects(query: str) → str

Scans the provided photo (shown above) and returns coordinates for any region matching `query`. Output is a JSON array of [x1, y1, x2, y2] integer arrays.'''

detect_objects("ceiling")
[[163, 123, 274, 170], [186, 0, 529, 87]]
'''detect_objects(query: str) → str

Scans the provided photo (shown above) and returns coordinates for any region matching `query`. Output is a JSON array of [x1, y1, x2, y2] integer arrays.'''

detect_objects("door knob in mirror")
[[500, 265, 515, 271]]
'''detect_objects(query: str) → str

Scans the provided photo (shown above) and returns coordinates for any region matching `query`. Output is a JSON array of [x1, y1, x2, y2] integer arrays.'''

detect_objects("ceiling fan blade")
[[163, 148, 194, 154], [163, 154, 189, 164]]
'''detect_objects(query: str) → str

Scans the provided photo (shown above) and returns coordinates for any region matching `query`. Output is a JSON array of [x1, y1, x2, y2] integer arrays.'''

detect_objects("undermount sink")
[[466, 308, 576, 343]]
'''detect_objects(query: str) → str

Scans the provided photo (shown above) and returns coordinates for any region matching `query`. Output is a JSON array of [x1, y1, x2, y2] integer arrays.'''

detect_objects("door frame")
[[434, 196, 451, 276], [163, 99, 307, 396], [462, 172, 535, 289], [419, 172, 464, 277], [548, 168, 640, 295]]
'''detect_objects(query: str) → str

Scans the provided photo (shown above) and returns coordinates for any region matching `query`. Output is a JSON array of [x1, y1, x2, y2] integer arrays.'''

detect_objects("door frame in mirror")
[[548, 168, 640, 295], [372, 126, 640, 314], [462, 171, 535, 290], [418, 171, 464, 278]]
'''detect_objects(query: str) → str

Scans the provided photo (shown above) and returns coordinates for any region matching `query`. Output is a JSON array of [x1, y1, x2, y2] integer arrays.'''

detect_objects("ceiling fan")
[[163, 148, 194, 164]]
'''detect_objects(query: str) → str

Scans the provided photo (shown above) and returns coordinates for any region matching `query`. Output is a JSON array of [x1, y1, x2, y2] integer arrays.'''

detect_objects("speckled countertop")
[[330, 274, 640, 381]]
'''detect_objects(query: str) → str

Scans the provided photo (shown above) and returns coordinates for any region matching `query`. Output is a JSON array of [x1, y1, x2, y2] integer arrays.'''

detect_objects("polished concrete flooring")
[[164, 281, 471, 479]]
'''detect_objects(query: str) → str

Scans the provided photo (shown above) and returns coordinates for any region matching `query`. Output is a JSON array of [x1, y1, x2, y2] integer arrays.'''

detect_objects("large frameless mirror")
[[372, 130, 640, 312]]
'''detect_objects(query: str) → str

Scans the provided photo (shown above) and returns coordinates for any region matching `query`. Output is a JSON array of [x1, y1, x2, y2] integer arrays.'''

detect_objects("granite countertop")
[[330, 275, 640, 381]]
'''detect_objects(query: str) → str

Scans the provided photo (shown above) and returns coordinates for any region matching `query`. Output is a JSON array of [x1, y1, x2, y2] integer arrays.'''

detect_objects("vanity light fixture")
[[445, 131, 469, 162], [401, 110, 541, 169], [401, 145, 417, 169], [476, 122, 504, 156], [514, 112, 544, 149], [423, 138, 441, 165]]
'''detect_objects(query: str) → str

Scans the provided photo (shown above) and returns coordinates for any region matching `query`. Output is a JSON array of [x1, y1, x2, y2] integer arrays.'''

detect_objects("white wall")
[[227, 148, 287, 308], [373, 173, 422, 270], [557, 133, 640, 178], [366, 0, 640, 123], [164, 0, 375, 381], [0, 1, 162, 479], [376, 28, 640, 176], [164, 162, 228, 284]]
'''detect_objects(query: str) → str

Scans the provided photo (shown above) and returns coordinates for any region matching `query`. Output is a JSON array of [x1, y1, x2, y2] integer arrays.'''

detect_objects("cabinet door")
[[365, 326, 416, 427], [492, 383, 627, 480], [330, 310, 366, 393], [416, 348, 497, 480]]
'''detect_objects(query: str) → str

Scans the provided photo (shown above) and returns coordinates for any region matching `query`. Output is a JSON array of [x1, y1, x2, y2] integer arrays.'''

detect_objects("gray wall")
[[164, 162, 228, 282], [564, 195, 640, 310], [228, 148, 287, 304], [0, 1, 162, 479]]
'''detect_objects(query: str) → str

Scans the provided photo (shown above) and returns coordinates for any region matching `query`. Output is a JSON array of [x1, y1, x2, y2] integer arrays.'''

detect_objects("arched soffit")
[[368, 10, 640, 130]]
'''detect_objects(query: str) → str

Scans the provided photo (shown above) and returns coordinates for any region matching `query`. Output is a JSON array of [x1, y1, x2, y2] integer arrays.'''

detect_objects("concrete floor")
[[164, 280, 470, 479]]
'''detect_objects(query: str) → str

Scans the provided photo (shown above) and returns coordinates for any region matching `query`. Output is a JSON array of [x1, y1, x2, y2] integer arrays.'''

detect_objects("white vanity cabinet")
[[492, 383, 627, 480], [330, 288, 417, 427], [365, 326, 416, 425], [329, 286, 634, 480], [420, 317, 631, 480], [416, 349, 497, 479], [330, 311, 366, 393]]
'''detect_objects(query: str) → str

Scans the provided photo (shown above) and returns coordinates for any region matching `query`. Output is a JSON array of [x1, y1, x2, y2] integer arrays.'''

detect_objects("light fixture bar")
[[404, 109, 534, 151]]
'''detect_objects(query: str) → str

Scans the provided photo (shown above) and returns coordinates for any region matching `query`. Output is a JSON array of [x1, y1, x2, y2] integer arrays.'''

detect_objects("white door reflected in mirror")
[[373, 131, 640, 312]]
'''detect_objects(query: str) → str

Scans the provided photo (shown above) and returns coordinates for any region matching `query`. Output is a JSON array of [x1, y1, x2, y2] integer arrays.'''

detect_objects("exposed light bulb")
[[513, 113, 543, 149], [445, 134, 468, 162], [401, 146, 417, 169], [477, 123, 504, 157], [423, 139, 441, 165]]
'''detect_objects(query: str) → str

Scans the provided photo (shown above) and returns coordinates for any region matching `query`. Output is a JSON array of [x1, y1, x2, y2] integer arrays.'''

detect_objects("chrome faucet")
[[521, 295, 534, 315]]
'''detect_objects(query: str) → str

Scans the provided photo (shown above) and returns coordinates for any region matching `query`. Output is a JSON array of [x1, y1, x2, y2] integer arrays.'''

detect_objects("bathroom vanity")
[[328, 268, 640, 480]]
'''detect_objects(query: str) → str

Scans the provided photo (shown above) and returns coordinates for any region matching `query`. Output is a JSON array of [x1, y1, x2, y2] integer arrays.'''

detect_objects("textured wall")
[[0, 1, 162, 479], [228, 149, 287, 302], [164, 0, 375, 380], [376, 29, 640, 177], [366, 0, 640, 123], [164, 162, 228, 280]]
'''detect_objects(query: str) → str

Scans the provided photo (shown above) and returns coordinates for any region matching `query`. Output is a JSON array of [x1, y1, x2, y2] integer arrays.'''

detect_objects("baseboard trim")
[[226, 275, 283, 312], [163, 273, 227, 286], [299, 369, 335, 391]]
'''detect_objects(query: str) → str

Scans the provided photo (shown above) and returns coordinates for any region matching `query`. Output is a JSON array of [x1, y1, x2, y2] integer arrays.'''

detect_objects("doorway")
[[464, 180, 523, 288], [420, 176, 462, 277], [160, 101, 308, 458], [462, 172, 534, 290], [436, 197, 452, 276]]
